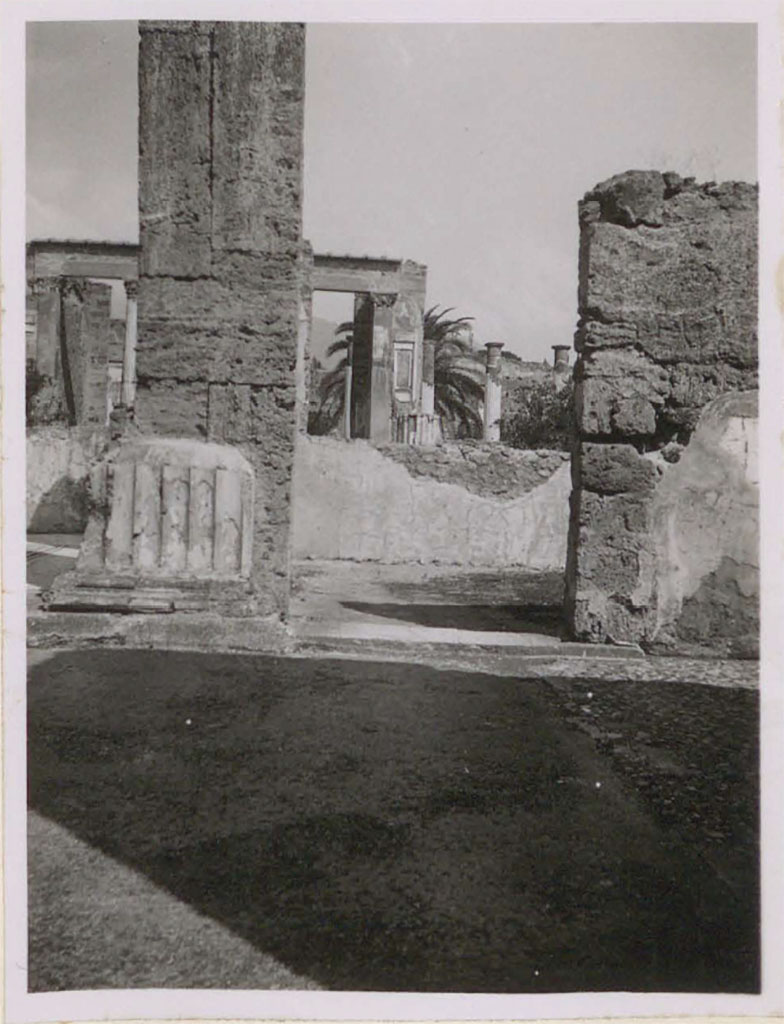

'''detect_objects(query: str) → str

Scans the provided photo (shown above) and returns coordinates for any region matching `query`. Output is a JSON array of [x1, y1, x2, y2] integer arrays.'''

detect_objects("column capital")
[[370, 293, 397, 309], [60, 277, 87, 301], [31, 276, 62, 296], [124, 279, 139, 299], [484, 341, 504, 371]]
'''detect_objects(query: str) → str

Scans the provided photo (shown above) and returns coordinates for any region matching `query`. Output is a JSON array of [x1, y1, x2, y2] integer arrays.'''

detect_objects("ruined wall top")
[[575, 169, 758, 428], [579, 169, 757, 229]]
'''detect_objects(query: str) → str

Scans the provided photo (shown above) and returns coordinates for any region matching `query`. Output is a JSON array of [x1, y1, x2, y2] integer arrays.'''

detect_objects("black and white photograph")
[[3, 0, 783, 1020]]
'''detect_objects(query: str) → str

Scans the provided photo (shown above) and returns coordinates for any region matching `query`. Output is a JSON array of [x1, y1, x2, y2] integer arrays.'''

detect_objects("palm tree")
[[309, 306, 485, 438], [425, 306, 484, 438], [306, 322, 354, 436]]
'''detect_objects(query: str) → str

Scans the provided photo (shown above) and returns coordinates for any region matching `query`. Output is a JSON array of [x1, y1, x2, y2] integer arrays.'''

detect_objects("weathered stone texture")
[[48, 438, 256, 614], [134, 21, 306, 615], [138, 26, 212, 278], [61, 280, 112, 426], [211, 23, 305, 255], [567, 170, 758, 650], [379, 441, 569, 499]]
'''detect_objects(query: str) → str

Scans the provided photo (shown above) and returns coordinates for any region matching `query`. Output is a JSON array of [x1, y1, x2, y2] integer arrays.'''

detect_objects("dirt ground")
[[27, 646, 759, 994]]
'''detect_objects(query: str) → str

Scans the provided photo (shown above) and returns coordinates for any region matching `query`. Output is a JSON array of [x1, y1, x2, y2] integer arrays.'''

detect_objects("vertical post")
[[552, 344, 571, 393], [343, 338, 353, 440], [422, 337, 435, 417], [32, 277, 61, 379], [122, 279, 138, 407], [369, 293, 396, 443], [483, 342, 504, 441]]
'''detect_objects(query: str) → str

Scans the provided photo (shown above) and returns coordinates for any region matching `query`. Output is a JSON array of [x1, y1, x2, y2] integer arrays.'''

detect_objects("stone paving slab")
[[27, 610, 294, 654], [294, 643, 757, 690]]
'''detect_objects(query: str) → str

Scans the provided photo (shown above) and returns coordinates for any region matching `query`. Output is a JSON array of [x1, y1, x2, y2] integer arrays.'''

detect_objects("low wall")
[[292, 437, 570, 568], [27, 426, 108, 533]]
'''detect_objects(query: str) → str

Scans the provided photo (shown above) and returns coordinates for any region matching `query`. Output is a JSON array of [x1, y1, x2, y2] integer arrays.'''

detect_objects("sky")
[[26, 20, 757, 361]]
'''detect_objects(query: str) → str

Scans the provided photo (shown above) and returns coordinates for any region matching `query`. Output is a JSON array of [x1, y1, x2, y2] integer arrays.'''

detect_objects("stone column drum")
[[47, 438, 255, 613], [483, 342, 504, 442], [121, 280, 138, 408]]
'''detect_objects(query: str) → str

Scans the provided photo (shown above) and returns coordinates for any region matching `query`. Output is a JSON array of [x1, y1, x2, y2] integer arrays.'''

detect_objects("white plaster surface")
[[649, 391, 759, 636], [292, 436, 570, 568], [26, 426, 107, 532]]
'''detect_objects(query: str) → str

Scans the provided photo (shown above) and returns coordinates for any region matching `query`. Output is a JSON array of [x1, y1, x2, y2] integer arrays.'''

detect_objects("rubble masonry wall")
[[565, 170, 758, 650]]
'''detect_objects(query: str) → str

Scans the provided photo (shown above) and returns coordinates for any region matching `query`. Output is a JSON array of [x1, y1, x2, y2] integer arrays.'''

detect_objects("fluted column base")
[[45, 436, 258, 616]]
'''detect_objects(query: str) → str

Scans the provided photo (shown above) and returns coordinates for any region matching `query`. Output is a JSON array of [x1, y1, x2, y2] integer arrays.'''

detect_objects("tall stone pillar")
[[350, 292, 396, 442], [134, 21, 306, 616], [483, 342, 504, 441], [48, 22, 306, 623], [121, 280, 138, 407]]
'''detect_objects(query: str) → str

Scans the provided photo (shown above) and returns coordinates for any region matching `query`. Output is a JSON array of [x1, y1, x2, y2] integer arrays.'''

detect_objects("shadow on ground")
[[339, 602, 564, 635], [28, 649, 759, 993]]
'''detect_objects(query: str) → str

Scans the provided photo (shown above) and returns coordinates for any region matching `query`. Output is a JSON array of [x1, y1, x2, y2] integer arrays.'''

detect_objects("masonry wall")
[[293, 437, 570, 568], [27, 426, 109, 533], [565, 171, 758, 648], [134, 21, 306, 615]]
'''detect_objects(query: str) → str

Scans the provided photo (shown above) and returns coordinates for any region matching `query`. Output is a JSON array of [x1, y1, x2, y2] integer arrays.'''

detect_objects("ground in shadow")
[[27, 649, 759, 993]]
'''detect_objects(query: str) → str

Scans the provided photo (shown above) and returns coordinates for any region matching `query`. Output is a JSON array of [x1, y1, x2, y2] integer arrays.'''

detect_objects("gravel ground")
[[27, 647, 759, 994]]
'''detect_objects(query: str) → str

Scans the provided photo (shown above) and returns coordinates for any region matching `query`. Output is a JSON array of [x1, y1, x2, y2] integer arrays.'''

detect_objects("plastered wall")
[[293, 437, 570, 568]]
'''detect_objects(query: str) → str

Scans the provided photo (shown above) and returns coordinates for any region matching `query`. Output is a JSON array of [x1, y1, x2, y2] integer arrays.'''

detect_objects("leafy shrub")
[[501, 377, 574, 451]]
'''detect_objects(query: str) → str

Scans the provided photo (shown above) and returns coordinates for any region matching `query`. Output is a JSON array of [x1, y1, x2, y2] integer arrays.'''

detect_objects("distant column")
[[552, 344, 571, 372], [422, 337, 435, 417], [343, 337, 353, 440], [32, 277, 61, 379], [483, 342, 504, 441], [121, 279, 138, 407], [350, 292, 396, 442]]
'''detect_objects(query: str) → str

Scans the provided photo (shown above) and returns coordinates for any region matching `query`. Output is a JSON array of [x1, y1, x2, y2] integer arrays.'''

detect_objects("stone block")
[[208, 383, 253, 444], [138, 271, 299, 321], [138, 24, 212, 277], [134, 379, 209, 438], [136, 321, 296, 386], [211, 23, 305, 254], [587, 169, 666, 228], [578, 443, 658, 495]]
